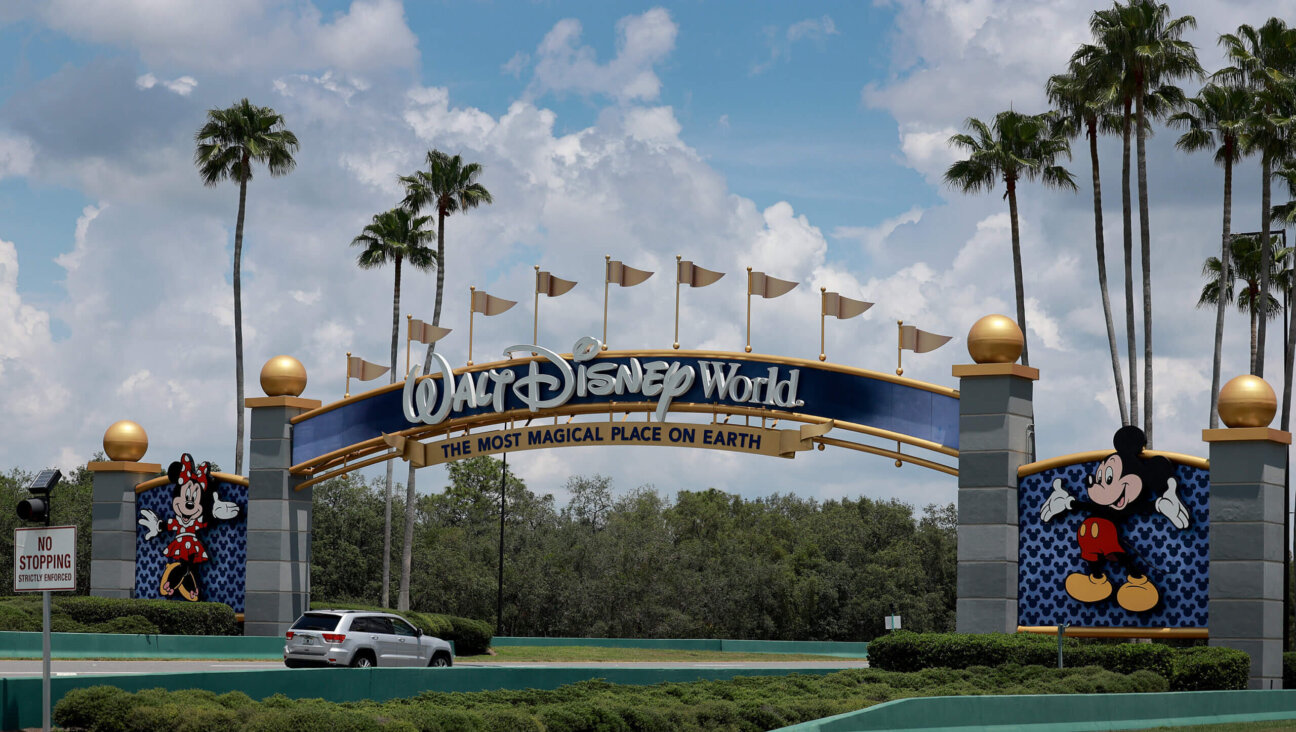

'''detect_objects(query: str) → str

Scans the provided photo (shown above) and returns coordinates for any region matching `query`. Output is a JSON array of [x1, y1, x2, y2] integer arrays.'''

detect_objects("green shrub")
[[869, 632, 1241, 691], [53, 685, 136, 731], [1171, 646, 1251, 691], [310, 600, 492, 655], [0, 596, 237, 636]]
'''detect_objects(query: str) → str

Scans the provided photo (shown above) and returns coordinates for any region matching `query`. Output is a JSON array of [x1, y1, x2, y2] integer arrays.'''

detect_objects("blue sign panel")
[[1018, 442, 1209, 629], [292, 351, 960, 466]]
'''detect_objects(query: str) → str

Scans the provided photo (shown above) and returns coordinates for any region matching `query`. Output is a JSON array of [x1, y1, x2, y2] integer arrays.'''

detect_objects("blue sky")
[[1, 0, 1293, 508]]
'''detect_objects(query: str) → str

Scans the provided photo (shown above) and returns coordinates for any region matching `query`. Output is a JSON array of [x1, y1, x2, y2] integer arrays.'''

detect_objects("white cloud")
[[38, 0, 417, 74], [752, 15, 839, 74], [527, 8, 677, 103], [502, 52, 530, 78], [832, 206, 924, 256], [0, 132, 35, 178], [135, 73, 197, 96]]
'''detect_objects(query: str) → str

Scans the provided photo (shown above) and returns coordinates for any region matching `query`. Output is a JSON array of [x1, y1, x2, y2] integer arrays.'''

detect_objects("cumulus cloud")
[[135, 73, 197, 96], [35, 0, 417, 74], [526, 8, 677, 103]]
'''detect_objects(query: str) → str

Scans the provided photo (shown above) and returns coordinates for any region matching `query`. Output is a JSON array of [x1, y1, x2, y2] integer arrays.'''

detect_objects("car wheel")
[[351, 651, 376, 668], [430, 652, 451, 668]]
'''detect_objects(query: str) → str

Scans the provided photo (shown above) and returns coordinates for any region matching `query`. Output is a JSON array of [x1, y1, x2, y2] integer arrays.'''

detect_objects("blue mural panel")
[[1018, 458, 1209, 628], [134, 477, 247, 613]]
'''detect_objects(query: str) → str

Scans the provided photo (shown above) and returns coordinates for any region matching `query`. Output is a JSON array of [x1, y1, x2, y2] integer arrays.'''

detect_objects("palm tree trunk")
[[1136, 91, 1153, 447], [1121, 99, 1139, 427], [1211, 155, 1233, 428], [401, 209, 448, 611], [233, 163, 249, 475], [1251, 304, 1258, 372], [1006, 178, 1029, 367], [1257, 155, 1273, 378], [383, 258, 402, 610], [1089, 118, 1128, 425]]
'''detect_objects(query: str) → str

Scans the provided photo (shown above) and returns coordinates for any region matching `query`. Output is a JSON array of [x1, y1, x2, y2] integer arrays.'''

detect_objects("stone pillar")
[[953, 314, 1037, 634], [1204, 374, 1289, 690], [89, 421, 160, 599], [244, 394, 320, 637]]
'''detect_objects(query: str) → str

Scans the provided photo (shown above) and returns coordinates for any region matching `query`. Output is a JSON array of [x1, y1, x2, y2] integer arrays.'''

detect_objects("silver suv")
[[283, 610, 454, 668]]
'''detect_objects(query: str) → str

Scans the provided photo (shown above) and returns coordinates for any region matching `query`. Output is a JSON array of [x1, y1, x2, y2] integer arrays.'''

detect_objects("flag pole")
[[819, 287, 827, 362], [673, 255, 681, 350], [896, 320, 904, 376], [533, 265, 540, 344], [468, 286, 476, 367], [405, 315, 412, 376], [602, 255, 611, 351], [745, 267, 753, 353], [345, 351, 352, 398]]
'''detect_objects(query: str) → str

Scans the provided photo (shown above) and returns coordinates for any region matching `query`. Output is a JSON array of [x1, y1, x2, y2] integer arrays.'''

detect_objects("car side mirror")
[[415, 628, 423, 637]]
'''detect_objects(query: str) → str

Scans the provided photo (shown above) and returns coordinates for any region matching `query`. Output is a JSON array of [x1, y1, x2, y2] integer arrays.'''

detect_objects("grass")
[[462, 645, 855, 663]]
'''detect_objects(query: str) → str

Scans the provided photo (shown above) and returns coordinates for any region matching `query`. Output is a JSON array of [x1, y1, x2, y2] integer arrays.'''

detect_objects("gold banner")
[[470, 289, 517, 316], [900, 324, 952, 353], [536, 270, 577, 297], [822, 291, 872, 320], [383, 420, 830, 468], [748, 270, 798, 299], [607, 260, 653, 287], [677, 260, 725, 287], [347, 355, 390, 381], [408, 318, 452, 345]]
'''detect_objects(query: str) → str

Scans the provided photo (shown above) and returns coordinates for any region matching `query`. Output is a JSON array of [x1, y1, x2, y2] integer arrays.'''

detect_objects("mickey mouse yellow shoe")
[[1065, 572, 1113, 603], [1116, 574, 1159, 612]]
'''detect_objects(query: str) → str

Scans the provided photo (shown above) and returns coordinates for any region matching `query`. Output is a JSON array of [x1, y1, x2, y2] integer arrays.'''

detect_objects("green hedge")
[[1285, 651, 1295, 688], [867, 632, 1247, 691], [0, 595, 236, 636], [54, 666, 1168, 732], [310, 600, 493, 655]]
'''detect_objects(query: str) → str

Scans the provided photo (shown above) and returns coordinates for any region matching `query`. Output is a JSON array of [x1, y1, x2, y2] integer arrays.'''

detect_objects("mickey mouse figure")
[[1039, 425, 1190, 612], [138, 454, 241, 602]]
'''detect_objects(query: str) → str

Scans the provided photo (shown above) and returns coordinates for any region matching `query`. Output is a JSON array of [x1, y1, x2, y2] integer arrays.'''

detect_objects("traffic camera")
[[17, 468, 61, 525]]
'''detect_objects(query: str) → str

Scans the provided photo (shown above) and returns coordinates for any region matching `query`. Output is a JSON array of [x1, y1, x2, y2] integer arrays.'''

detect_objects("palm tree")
[[1169, 83, 1253, 427], [1272, 164, 1296, 428], [351, 207, 436, 608], [195, 100, 299, 475], [1080, 0, 1201, 446], [1216, 18, 1296, 379], [394, 151, 493, 610], [944, 111, 1077, 367], [1048, 63, 1128, 425], [1198, 234, 1290, 373]]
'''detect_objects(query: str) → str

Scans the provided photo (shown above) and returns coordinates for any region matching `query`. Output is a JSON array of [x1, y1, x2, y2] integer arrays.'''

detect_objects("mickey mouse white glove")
[[212, 491, 240, 520], [1040, 478, 1074, 523], [1155, 477, 1190, 530], [138, 509, 160, 540]]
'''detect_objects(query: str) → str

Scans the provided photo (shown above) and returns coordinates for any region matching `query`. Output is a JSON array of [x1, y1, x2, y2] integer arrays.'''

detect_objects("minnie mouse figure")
[[1039, 425, 1190, 612], [138, 454, 241, 602]]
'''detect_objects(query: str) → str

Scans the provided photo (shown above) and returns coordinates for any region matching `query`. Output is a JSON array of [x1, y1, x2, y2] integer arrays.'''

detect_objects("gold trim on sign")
[[1018, 449, 1208, 478], [1017, 626, 1207, 639], [288, 348, 961, 424], [134, 471, 251, 494]]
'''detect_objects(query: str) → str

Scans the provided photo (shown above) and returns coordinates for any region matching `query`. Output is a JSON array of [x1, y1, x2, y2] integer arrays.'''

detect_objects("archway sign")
[[288, 335, 960, 488]]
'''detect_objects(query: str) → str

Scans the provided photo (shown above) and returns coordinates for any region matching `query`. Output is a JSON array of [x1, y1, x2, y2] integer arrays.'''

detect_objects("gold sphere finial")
[[104, 420, 148, 462], [967, 314, 1024, 364], [260, 355, 307, 397], [1218, 374, 1277, 428]]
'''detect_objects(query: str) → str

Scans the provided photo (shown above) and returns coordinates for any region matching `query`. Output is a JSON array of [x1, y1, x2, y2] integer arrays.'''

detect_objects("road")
[[0, 658, 869, 676]]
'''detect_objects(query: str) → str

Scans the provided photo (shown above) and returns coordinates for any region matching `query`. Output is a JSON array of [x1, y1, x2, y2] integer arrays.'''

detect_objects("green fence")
[[0, 631, 283, 659], [0, 631, 867, 659], [492, 636, 870, 657], [0, 665, 849, 730], [775, 689, 1296, 731]]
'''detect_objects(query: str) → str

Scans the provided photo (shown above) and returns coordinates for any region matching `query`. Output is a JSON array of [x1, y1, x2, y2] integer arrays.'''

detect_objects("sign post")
[[15, 525, 77, 732]]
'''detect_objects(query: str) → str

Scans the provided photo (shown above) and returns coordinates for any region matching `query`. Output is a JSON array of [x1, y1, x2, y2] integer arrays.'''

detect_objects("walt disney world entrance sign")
[[286, 336, 960, 487]]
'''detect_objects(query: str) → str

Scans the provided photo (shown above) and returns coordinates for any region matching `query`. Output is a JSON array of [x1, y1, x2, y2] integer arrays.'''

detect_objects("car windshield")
[[290, 613, 340, 631]]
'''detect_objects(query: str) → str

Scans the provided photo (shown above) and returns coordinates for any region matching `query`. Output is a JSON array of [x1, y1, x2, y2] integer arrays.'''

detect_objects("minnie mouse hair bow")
[[177, 453, 210, 487]]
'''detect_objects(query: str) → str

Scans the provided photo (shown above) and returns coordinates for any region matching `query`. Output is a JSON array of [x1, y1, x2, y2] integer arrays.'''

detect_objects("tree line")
[[946, 3, 1296, 441], [310, 456, 957, 641]]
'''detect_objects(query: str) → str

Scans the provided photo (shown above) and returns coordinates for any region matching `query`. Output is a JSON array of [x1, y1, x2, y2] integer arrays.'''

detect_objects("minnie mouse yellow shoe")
[[1065, 572, 1113, 603], [1116, 574, 1159, 612]]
